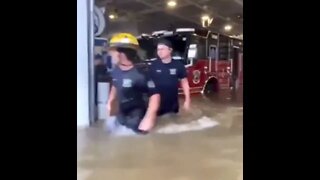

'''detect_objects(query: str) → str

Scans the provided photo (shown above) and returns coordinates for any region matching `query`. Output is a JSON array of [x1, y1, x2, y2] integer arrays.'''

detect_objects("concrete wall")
[[99, 15, 139, 38], [108, 20, 139, 36], [137, 19, 199, 34], [77, 0, 90, 127]]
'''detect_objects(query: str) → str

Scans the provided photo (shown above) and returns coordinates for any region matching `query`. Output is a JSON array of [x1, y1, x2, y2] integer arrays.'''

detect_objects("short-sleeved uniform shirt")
[[149, 59, 187, 116], [111, 65, 158, 132]]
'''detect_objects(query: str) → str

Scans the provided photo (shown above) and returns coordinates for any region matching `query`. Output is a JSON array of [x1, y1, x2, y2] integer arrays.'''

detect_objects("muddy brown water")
[[78, 91, 243, 180]]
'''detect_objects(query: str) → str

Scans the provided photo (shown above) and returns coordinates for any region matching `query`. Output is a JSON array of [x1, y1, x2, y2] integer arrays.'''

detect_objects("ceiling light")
[[201, 15, 213, 27], [109, 14, 115, 19], [201, 15, 210, 20], [167, 0, 177, 7], [224, 25, 232, 31]]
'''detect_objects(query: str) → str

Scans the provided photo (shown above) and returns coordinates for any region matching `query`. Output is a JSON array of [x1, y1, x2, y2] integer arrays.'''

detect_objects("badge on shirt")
[[156, 69, 162, 73], [169, 68, 176, 75], [147, 80, 156, 88], [122, 79, 132, 88]]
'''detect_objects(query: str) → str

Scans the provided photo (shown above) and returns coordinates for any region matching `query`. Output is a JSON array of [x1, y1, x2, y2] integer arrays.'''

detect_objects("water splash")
[[105, 115, 219, 136], [105, 117, 137, 136], [156, 116, 219, 134]]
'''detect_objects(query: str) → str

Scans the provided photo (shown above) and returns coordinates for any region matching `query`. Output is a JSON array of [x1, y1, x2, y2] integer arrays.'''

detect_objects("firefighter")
[[149, 39, 191, 116], [106, 33, 160, 133]]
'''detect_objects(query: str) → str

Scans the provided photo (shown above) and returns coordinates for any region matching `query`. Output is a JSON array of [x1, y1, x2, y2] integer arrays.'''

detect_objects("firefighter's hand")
[[107, 102, 112, 116], [138, 116, 155, 132], [183, 99, 191, 112]]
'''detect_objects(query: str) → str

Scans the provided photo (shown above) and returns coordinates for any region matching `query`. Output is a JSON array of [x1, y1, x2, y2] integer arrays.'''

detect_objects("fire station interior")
[[78, 0, 243, 179]]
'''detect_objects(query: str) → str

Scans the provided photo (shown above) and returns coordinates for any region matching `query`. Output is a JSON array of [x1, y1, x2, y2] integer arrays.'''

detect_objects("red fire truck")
[[137, 28, 243, 95]]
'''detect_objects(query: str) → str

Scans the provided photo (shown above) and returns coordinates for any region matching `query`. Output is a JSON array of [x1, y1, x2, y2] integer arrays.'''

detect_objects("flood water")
[[77, 90, 243, 180]]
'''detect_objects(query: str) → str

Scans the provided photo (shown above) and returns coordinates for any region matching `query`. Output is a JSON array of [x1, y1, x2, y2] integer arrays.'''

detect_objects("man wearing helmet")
[[106, 33, 160, 134]]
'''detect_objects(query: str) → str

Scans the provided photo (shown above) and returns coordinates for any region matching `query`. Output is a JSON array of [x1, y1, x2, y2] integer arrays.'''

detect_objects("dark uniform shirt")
[[110, 65, 159, 132], [149, 59, 187, 116]]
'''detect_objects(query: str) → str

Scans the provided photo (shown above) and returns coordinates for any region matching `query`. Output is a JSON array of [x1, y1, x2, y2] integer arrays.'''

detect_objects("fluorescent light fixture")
[[224, 25, 232, 31], [201, 15, 210, 20], [109, 14, 115, 19], [176, 28, 195, 32], [167, 0, 177, 7]]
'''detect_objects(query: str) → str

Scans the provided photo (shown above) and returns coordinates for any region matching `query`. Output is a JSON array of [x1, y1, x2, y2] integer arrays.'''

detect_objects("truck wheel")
[[204, 82, 214, 95], [203, 78, 218, 96]]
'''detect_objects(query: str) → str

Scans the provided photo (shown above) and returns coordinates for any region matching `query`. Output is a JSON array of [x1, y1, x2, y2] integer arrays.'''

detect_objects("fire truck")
[[136, 28, 243, 95]]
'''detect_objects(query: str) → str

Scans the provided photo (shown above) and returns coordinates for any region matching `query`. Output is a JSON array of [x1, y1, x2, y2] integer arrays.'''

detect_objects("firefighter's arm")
[[138, 79, 160, 131], [107, 85, 116, 104], [180, 78, 190, 102], [144, 93, 160, 122], [178, 62, 191, 111], [107, 85, 117, 115]]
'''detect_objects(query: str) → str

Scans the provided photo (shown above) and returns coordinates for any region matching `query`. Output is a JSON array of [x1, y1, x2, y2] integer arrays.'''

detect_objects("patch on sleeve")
[[147, 80, 156, 88]]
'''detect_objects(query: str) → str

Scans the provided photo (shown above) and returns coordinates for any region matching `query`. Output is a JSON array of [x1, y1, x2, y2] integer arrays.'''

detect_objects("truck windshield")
[[137, 35, 189, 63], [137, 38, 156, 61], [163, 35, 188, 61]]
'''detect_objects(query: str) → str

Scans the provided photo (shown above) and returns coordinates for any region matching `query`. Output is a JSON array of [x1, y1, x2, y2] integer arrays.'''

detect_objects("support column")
[[77, 0, 91, 127]]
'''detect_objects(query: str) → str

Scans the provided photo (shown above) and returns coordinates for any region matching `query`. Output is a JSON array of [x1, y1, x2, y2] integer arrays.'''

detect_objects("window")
[[218, 35, 230, 61], [188, 44, 197, 59], [165, 35, 188, 59], [232, 39, 243, 48], [138, 38, 157, 60], [207, 33, 218, 60], [138, 35, 190, 62], [209, 45, 217, 60], [190, 35, 207, 59]]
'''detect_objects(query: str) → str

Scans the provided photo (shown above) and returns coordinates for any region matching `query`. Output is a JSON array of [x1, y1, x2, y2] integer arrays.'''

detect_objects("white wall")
[[77, 0, 89, 127]]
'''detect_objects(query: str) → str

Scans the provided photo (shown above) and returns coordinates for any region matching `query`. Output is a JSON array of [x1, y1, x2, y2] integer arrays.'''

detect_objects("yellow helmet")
[[108, 33, 139, 50]]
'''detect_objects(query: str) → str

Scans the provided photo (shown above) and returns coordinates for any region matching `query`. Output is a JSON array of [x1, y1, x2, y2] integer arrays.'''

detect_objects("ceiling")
[[95, 0, 243, 35]]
